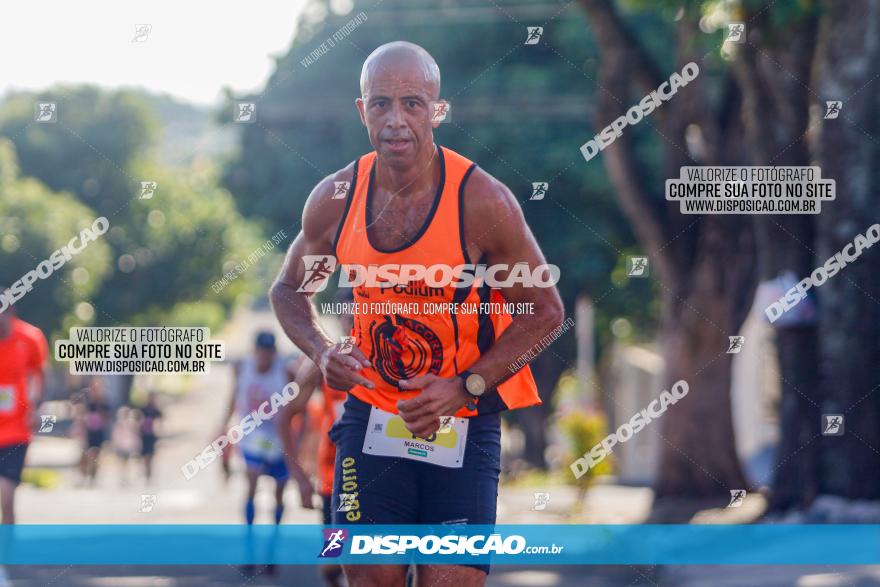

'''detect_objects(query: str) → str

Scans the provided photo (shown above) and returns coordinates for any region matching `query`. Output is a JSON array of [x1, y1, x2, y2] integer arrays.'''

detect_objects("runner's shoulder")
[[14, 318, 48, 348], [302, 161, 357, 242], [14, 318, 41, 338], [461, 166, 525, 236]]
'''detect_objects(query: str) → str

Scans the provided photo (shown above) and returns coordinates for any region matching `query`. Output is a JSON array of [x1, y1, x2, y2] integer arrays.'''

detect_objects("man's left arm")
[[398, 170, 564, 437]]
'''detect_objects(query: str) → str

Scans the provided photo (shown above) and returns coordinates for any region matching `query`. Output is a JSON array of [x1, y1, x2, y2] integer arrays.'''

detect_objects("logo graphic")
[[726, 23, 745, 43], [532, 492, 551, 511], [333, 181, 350, 199], [139, 494, 157, 513], [35, 102, 57, 123], [525, 27, 543, 45], [235, 102, 256, 123], [824, 101, 842, 120], [139, 181, 158, 200], [337, 493, 358, 512], [371, 315, 443, 386], [38, 415, 56, 433], [319, 528, 348, 558], [727, 489, 746, 508], [132, 24, 152, 42], [339, 336, 356, 355], [627, 256, 649, 278], [438, 416, 454, 434], [727, 336, 744, 354], [298, 255, 338, 293], [530, 182, 548, 201], [822, 414, 844, 436], [431, 101, 450, 123]]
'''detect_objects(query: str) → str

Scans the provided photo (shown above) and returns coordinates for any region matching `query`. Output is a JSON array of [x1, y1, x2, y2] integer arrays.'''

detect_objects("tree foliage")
[[0, 88, 267, 335], [0, 139, 112, 335]]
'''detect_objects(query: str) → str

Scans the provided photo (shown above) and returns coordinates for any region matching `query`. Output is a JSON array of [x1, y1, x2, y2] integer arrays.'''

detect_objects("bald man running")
[[270, 41, 564, 587]]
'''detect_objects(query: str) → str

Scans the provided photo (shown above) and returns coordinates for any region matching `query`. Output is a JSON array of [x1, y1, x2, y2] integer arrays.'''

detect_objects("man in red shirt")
[[0, 290, 49, 524]]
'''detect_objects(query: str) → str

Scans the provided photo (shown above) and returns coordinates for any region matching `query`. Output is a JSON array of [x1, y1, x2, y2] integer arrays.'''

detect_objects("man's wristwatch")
[[459, 369, 487, 410]]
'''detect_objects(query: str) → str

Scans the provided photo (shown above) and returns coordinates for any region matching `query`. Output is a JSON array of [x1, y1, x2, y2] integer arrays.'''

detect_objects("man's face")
[[255, 347, 275, 371], [89, 380, 104, 400], [356, 58, 439, 167]]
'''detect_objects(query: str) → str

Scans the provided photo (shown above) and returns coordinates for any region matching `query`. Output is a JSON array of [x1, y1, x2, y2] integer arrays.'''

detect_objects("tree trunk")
[[812, 0, 880, 500], [577, 0, 754, 496], [654, 216, 752, 497], [733, 8, 822, 511]]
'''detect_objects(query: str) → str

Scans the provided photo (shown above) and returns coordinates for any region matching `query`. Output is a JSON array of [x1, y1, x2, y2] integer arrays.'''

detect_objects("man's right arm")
[[269, 166, 373, 391]]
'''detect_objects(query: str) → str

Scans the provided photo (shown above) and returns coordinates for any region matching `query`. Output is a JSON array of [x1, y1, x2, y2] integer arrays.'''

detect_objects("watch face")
[[465, 373, 486, 396]]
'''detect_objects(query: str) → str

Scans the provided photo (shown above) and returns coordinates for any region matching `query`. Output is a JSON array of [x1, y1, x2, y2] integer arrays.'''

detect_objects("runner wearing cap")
[[219, 332, 313, 527]]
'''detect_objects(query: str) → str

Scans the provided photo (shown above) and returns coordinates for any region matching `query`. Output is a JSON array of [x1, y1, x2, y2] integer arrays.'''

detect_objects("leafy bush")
[[558, 409, 613, 488]]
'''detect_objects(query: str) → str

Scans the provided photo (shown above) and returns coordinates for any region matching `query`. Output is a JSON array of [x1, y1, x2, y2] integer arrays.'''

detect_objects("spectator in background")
[[138, 392, 163, 483], [111, 406, 140, 487], [0, 291, 49, 524], [77, 378, 111, 486]]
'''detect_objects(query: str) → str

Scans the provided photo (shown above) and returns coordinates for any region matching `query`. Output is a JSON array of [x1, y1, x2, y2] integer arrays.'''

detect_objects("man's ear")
[[355, 98, 366, 127]]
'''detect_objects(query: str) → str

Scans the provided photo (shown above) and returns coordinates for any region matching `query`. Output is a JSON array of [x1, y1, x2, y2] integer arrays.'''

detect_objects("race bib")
[[252, 435, 282, 459], [0, 386, 15, 414], [259, 437, 274, 450], [362, 406, 468, 468]]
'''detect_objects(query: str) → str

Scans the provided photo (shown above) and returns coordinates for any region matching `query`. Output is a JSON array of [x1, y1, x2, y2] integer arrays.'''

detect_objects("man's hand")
[[397, 374, 470, 438], [318, 343, 375, 391], [289, 465, 316, 510]]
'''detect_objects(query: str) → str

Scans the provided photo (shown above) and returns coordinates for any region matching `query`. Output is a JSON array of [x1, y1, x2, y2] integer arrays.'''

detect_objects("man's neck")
[[376, 144, 438, 197]]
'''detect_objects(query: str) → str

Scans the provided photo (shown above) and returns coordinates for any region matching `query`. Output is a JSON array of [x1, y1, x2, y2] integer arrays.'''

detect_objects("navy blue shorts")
[[0, 443, 28, 485], [329, 394, 501, 573], [321, 493, 333, 526], [141, 434, 157, 456]]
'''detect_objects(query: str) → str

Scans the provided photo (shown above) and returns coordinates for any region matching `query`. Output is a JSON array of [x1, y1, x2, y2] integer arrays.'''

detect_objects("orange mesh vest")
[[334, 145, 540, 417]]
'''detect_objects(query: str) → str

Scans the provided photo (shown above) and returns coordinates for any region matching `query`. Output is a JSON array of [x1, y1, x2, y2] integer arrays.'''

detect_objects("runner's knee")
[[419, 564, 486, 587], [343, 564, 407, 587]]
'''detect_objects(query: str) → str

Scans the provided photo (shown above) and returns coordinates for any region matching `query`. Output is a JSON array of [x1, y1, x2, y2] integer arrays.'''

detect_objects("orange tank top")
[[333, 145, 540, 417]]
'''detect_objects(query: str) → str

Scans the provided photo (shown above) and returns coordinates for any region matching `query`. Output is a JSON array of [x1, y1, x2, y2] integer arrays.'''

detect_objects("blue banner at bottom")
[[1, 525, 879, 565]]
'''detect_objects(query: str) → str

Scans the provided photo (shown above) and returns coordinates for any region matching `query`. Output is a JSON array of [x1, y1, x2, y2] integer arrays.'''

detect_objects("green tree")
[[89, 158, 267, 328], [0, 86, 157, 216], [0, 139, 112, 335], [0, 88, 268, 331], [578, 0, 880, 507]]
